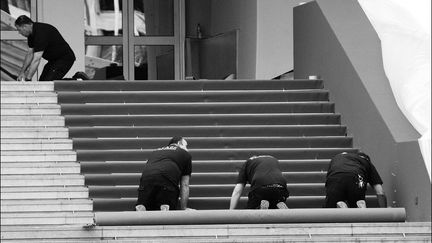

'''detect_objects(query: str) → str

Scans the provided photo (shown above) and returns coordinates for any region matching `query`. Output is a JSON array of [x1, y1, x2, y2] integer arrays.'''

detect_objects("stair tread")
[[2, 174, 84, 179], [1, 104, 60, 108], [1, 186, 88, 192], [1, 91, 56, 95], [1, 116, 64, 120], [1, 199, 93, 205], [1, 138, 72, 143], [1, 127, 68, 131], [1, 162, 80, 168], [1, 212, 94, 217]]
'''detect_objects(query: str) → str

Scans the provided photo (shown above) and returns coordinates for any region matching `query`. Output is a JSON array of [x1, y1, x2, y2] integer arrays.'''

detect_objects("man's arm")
[[373, 184, 387, 208], [17, 48, 34, 81], [229, 183, 245, 209], [25, 51, 43, 81], [179, 175, 190, 210]]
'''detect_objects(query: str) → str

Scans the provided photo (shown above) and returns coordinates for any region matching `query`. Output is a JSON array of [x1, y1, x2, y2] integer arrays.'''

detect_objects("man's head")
[[15, 15, 34, 37], [168, 136, 188, 151]]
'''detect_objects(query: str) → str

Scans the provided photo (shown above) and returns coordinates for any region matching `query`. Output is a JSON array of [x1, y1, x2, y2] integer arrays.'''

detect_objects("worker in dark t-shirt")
[[230, 155, 290, 210], [136, 137, 192, 211], [324, 151, 387, 208], [15, 15, 76, 81]]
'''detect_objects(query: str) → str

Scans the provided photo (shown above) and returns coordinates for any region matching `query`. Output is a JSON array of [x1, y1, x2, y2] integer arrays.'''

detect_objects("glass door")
[[84, 0, 183, 80]]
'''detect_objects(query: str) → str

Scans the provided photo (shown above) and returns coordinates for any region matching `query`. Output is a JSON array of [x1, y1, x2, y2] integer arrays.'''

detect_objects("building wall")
[[185, 0, 211, 38], [209, 0, 257, 79], [37, 0, 85, 78], [294, 0, 430, 221], [256, 0, 304, 79]]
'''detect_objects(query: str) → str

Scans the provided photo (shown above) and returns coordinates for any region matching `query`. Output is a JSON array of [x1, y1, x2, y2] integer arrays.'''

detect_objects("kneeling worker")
[[230, 155, 289, 210], [136, 137, 192, 211], [324, 151, 387, 208]]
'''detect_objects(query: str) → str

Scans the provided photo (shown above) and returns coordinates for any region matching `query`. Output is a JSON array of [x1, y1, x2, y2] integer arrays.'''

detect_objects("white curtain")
[[358, 0, 431, 180]]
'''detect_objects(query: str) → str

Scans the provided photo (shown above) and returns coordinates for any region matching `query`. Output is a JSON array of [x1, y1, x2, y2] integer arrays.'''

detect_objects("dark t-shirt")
[[28, 22, 75, 62], [236, 155, 287, 192], [326, 152, 383, 186], [140, 145, 192, 189]]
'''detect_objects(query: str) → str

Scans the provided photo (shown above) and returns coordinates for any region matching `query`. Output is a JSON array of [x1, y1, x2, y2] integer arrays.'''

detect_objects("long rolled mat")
[[94, 208, 406, 226]]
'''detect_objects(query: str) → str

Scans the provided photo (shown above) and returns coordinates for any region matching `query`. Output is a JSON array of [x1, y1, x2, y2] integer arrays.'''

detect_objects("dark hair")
[[15, 15, 33, 26], [167, 136, 183, 146]]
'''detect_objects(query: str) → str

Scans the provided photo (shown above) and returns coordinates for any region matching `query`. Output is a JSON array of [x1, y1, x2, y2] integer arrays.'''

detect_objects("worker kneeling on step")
[[324, 151, 387, 208], [135, 137, 192, 211], [230, 155, 290, 210]]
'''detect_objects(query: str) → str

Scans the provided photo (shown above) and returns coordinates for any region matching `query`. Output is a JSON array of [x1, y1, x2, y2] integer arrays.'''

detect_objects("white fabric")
[[358, 0, 431, 180]]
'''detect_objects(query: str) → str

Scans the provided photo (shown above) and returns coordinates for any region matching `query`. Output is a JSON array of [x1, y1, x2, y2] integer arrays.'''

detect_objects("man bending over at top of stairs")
[[230, 155, 290, 210], [15, 15, 76, 81], [324, 151, 387, 208], [135, 137, 193, 211]]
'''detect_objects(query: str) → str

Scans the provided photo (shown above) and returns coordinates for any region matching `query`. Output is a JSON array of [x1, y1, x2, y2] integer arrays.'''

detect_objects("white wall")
[[358, 0, 431, 179], [37, 0, 85, 78], [256, 0, 305, 79], [210, 0, 257, 79]]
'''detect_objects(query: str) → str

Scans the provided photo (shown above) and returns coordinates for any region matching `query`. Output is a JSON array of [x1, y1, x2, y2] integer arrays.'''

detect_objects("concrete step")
[[0, 81, 54, 92], [1, 174, 84, 187], [1, 93, 57, 104], [1, 199, 93, 212], [80, 159, 330, 173], [1, 116, 65, 127], [1, 161, 79, 167], [1, 138, 73, 151], [1, 91, 56, 96], [57, 90, 330, 103], [76, 147, 356, 161], [1, 104, 61, 115], [53, 80, 324, 91], [73, 136, 352, 149], [65, 113, 342, 126], [0, 222, 429, 242], [1, 127, 69, 139], [1, 186, 89, 199], [60, 101, 335, 115], [1, 162, 80, 175], [0, 211, 94, 226], [1, 151, 76, 162]]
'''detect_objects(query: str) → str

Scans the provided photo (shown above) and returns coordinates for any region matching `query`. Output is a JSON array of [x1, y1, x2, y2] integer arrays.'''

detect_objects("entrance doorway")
[[84, 0, 183, 80]]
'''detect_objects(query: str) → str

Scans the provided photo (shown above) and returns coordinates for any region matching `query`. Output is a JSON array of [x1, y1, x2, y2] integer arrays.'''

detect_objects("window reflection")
[[0, 40, 28, 80], [85, 45, 123, 79], [84, 0, 123, 36], [1, 0, 31, 31], [135, 45, 174, 80], [134, 0, 174, 36]]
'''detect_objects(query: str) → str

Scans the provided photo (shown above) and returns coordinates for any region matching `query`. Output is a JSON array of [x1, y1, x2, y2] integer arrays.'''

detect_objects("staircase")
[[52, 79, 381, 211], [0, 82, 94, 226], [1, 80, 430, 242]]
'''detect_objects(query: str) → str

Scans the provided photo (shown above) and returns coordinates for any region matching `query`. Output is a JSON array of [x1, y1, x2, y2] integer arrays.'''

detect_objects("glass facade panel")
[[134, 0, 174, 36], [1, 0, 31, 31], [0, 40, 28, 80], [135, 45, 174, 80], [85, 0, 123, 36], [85, 45, 123, 79]]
